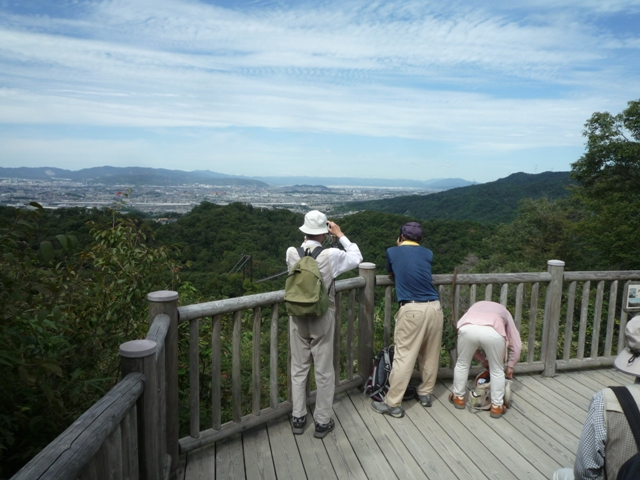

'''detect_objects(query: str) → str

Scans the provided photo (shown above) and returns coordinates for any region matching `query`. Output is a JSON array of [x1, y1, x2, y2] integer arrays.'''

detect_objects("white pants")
[[289, 309, 335, 424], [453, 324, 506, 406]]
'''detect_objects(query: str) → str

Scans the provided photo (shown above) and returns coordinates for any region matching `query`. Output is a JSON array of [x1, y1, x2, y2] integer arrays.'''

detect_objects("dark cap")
[[401, 222, 423, 241]]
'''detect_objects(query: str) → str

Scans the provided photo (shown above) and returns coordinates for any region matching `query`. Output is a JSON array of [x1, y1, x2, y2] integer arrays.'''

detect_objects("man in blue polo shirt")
[[371, 221, 443, 418]]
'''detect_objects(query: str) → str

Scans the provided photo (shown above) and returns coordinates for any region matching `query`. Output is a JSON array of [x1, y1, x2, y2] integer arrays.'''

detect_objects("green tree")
[[571, 99, 640, 269]]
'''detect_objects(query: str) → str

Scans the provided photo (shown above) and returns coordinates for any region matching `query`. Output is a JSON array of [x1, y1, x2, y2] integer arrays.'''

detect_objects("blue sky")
[[1, 0, 639, 183]]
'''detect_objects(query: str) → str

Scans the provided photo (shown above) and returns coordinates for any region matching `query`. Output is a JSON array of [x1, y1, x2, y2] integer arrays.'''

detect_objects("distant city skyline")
[[1, 0, 639, 182]]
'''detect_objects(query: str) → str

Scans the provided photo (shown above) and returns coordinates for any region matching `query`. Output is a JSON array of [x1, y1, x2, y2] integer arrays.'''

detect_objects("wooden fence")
[[12, 261, 640, 479]]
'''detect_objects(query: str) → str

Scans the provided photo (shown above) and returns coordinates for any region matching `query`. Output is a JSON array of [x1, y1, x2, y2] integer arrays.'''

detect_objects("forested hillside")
[[339, 171, 575, 223]]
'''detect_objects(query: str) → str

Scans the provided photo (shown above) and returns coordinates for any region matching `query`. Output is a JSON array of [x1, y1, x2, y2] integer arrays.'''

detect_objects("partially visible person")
[[449, 301, 522, 419], [371, 221, 443, 418], [553, 316, 640, 480], [287, 210, 362, 438]]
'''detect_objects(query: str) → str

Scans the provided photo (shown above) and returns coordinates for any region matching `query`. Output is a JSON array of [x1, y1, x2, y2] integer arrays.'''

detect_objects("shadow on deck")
[[179, 368, 632, 480]]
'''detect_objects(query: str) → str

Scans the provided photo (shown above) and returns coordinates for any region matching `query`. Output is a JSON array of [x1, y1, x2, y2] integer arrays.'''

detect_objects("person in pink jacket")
[[449, 301, 522, 418]]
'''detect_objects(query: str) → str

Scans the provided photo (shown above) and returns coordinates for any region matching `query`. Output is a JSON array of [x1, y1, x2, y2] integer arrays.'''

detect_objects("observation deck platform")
[[179, 368, 631, 480]]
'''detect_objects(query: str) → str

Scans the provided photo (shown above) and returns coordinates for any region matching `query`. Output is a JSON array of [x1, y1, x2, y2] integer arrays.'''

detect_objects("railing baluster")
[[384, 286, 392, 347], [212, 315, 221, 430], [347, 289, 356, 381], [334, 292, 342, 386], [619, 281, 632, 355], [469, 284, 476, 305], [121, 405, 138, 479], [591, 281, 605, 359], [527, 283, 539, 364], [484, 284, 493, 301], [270, 306, 279, 409], [453, 284, 460, 323], [104, 424, 123, 480], [500, 283, 508, 306], [189, 318, 199, 438], [563, 281, 577, 361], [232, 310, 242, 423], [604, 281, 618, 357], [515, 283, 524, 332], [252, 307, 262, 416], [577, 281, 591, 360]]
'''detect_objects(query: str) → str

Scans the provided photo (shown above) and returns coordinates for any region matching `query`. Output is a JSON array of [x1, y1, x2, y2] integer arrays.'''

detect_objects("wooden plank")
[[484, 283, 493, 301], [212, 314, 222, 430], [604, 281, 618, 357], [321, 395, 368, 480], [252, 307, 262, 416], [577, 281, 590, 360], [430, 383, 517, 479], [104, 423, 124, 480], [508, 377, 583, 439], [216, 434, 244, 479], [332, 389, 397, 479], [293, 408, 338, 480], [350, 392, 455, 479], [515, 283, 524, 332], [527, 283, 539, 364], [243, 424, 276, 480], [347, 289, 355, 381], [619, 281, 631, 355], [519, 375, 588, 414], [334, 292, 342, 385], [590, 281, 605, 359], [500, 283, 508, 306], [266, 415, 307, 480], [232, 310, 242, 423], [563, 271, 640, 282], [190, 318, 200, 438], [385, 286, 392, 347], [563, 281, 577, 361], [184, 444, 216, 480], [270, 307, 279, 410]]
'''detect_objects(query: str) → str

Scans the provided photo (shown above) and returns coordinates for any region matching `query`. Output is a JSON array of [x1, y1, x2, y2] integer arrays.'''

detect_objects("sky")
[[0, 0, 639, 183]]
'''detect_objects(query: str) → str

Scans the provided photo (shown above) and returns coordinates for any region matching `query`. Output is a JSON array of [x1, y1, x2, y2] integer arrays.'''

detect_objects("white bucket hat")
[[299, 210, 328, 235], [614, 316, 640, 377]]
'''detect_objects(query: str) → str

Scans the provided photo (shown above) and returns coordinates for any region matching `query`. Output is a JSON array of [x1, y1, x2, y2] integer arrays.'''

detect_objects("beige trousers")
[[386, 301, 443, 407], [289, 308, 335, 424]]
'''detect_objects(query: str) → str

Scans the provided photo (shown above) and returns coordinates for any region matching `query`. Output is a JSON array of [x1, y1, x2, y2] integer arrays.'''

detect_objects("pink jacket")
[[457, 301, 522, 368]]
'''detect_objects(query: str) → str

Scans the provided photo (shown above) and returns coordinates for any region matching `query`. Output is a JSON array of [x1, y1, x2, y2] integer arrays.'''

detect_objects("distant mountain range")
[[0, 166, 473, 190], [338, 171, 576, 223]]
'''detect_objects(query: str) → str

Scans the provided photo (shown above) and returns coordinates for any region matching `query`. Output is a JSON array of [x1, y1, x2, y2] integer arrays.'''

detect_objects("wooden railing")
[[12, 260, 640, 479]]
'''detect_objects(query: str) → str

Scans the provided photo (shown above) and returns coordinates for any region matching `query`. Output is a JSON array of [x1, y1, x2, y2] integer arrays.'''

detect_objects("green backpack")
[[285, 247, 329, 317]]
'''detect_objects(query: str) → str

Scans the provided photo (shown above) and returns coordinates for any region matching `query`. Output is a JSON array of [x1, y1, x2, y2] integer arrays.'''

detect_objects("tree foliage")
[[570, 99, 640, 269]]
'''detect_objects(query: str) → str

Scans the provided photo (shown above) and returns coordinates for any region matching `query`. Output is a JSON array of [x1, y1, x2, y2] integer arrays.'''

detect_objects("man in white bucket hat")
[[286, 210, 362, 438], [554, 315, 640, 480]]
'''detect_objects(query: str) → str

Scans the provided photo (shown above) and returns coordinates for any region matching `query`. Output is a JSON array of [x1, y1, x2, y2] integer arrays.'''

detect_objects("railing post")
[[357, 262, 376, 379], [120, 340, 160, 480], [147, 290, 179, 477], [542, 260, 565, 377]]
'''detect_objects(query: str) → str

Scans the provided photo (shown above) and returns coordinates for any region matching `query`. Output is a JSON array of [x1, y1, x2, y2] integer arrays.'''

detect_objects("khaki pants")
[[290, 309, 335, 424], [386, 301, 443, 407]]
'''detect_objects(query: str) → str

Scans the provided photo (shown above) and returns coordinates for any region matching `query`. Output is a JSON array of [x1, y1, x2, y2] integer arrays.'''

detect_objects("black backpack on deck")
[[364, 345, 415, 402]]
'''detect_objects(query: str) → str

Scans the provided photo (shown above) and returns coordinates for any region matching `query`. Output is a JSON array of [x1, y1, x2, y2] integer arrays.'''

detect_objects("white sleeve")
[[328, 236, 363, 278]]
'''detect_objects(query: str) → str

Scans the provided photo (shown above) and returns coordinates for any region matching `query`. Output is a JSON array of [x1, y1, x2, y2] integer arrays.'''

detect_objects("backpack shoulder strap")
[[610, 386, 640, 450], [309, 246, 324, 259], [296, 247, 306, 258]]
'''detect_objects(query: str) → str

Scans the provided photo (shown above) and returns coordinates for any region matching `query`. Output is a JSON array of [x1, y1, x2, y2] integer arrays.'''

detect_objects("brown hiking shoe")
[[448, 393, 465, 409], [490, 403, 507, 418]]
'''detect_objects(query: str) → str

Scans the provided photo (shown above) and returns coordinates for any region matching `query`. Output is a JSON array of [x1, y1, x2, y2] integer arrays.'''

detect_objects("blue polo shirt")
[[386, 242, 439, 303]]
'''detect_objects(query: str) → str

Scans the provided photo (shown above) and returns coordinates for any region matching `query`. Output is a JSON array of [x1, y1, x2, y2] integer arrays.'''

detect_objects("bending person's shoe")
[[371, 401, 405, 418], [448, 393, 466, 409], [490, 403, 507, 419]]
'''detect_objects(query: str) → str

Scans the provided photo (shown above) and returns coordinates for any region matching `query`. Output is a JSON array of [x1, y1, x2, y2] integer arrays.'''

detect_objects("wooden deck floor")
[[177, 368, 633, 480]]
